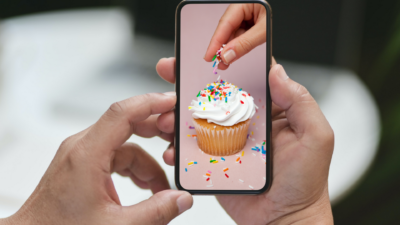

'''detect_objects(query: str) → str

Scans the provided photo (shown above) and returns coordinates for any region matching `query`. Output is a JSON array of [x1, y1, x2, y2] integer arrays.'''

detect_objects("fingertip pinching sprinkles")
[[212, 44, 226, 74]]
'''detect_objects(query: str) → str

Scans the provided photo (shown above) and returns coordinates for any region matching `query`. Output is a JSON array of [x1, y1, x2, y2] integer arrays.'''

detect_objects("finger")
[[215, 28, 244, 71], [117, 169, 150, 189], [220, 19, 266, 64], [124, 190, 193, 224], [271, 102, 284, 119], [272, 56, 277, 67], [204, 4, 250, 62], [269, 65, 334, 146], [112, 142, 169, 194], [157, 110, 175, 134], [135, 115, 174, 142], [83, 92, 176, 163], [163, 143, 175, 166], [156, 57, 176, 84]]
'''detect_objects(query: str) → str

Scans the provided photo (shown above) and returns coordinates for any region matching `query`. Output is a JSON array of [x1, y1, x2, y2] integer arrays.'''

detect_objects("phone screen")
[[176, 2, 270, 193]]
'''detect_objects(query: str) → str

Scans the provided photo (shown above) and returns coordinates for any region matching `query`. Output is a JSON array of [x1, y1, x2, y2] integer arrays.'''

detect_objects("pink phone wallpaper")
[[179, 3, 268, 190]]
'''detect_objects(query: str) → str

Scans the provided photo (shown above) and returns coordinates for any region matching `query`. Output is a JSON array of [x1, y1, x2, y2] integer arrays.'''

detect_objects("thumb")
[[221, 20, 266, 64], [124, 190, 193, 224], [269, 64, 332, 140]]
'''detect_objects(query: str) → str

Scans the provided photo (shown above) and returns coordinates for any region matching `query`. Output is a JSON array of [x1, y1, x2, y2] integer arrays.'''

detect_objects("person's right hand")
[[157, 58, 334, 225], [204, 3, 268, 70]]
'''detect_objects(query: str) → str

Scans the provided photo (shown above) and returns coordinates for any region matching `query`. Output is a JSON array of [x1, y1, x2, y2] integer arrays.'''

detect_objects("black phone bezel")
[[174, 0, 272, 195]]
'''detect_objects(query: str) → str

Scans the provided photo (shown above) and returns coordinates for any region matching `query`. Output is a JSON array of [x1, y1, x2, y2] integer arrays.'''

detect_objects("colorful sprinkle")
[[225, 174, 229, 178], [223, 168, 229, 172], [241, 151, 244, 156], [206, 173, 211, 176], [236, 157, 240, 162], [208, 170, 212, 174], [189, 126, 195, 129], [221, 157, 225, 161], [253, 123, 256, 126], [194, 161, 198, 164], [208, 95, 211, 102], [185, 168, 187, 172], [212, 55, 217, 61], [240, 100, 244, 104], [187, 135, 191, 137], [257, 116, 260, 119], [192, 135, 197, 137], [212, 160, 218, 164], [188, 162, 193, 165], [206, 177, 210, 181], [213, 61, 216, 67]]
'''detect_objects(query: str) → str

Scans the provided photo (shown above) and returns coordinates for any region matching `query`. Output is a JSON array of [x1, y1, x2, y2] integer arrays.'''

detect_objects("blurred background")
[[0, 0, 398, 224]]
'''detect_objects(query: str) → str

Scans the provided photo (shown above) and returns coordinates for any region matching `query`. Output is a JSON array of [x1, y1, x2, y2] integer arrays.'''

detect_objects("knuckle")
[[59, 135, 74, 150], [237, 37, 253, 53], [293, 83, 314, 103], [108, 101, 125, 117]]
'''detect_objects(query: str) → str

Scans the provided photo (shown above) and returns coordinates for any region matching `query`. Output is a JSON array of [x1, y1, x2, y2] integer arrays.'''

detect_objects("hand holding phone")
[[157, 59, 334, 225]]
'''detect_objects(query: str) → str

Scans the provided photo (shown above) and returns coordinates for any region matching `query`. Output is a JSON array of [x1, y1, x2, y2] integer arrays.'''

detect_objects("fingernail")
[[276, 65, 289, 80], [223, 49, 236, 64], [176, 192, 193, 214], [164, 92, 176, 96]]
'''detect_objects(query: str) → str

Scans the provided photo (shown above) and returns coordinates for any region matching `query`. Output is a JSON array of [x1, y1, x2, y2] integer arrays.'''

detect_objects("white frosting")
[[188, 80, 258, 126]]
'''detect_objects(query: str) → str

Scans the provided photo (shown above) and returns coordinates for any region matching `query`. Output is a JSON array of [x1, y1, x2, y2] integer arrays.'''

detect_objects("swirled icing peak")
[[188, 79, 258, 126]]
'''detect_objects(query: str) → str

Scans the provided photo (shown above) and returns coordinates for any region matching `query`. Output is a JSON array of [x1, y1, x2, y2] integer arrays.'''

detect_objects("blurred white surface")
[[0, 8, 380, 223]]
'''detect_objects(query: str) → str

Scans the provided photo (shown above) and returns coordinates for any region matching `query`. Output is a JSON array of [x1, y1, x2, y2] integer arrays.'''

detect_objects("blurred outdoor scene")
[[0, 0, 399, 224]]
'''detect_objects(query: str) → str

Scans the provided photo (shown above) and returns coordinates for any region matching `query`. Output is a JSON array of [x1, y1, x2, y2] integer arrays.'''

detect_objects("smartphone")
[[175, 0, 272, 194]]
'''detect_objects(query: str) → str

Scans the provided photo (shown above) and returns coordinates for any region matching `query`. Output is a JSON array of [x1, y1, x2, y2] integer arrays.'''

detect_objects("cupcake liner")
[[193, 119, 251, 156]]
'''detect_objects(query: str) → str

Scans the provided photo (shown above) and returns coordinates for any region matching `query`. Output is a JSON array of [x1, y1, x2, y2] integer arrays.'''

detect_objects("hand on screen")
[[157, 57, 334, 224], [204, 4, 268, 70], [2, 93, 192, 225]]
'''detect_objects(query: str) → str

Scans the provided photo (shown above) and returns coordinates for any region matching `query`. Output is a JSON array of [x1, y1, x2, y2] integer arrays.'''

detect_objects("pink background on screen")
[[179, 4, 268, 190]]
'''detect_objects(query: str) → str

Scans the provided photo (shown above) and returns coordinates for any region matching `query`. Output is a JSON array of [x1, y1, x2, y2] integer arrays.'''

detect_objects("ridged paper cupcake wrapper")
[[193, 119, 251, 156]]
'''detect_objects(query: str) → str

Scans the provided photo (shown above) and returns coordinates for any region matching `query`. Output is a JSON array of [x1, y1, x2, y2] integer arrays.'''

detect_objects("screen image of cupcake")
[[188, 79, 258, 156]]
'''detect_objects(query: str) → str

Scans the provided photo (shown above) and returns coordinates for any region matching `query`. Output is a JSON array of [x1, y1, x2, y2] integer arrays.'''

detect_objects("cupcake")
[[188, 79, 258, 156]]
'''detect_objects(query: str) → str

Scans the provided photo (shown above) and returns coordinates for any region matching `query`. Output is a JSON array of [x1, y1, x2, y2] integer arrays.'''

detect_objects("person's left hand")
[[1, 92, 193, 225]]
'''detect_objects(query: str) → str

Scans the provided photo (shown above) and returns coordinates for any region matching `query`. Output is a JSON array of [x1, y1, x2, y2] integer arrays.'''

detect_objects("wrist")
[[269, 191, 333, 225]]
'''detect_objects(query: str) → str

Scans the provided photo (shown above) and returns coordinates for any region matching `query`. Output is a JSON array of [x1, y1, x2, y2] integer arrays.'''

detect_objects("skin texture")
[[156, 57, 334, 225], [0, 92, 193, 225]]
